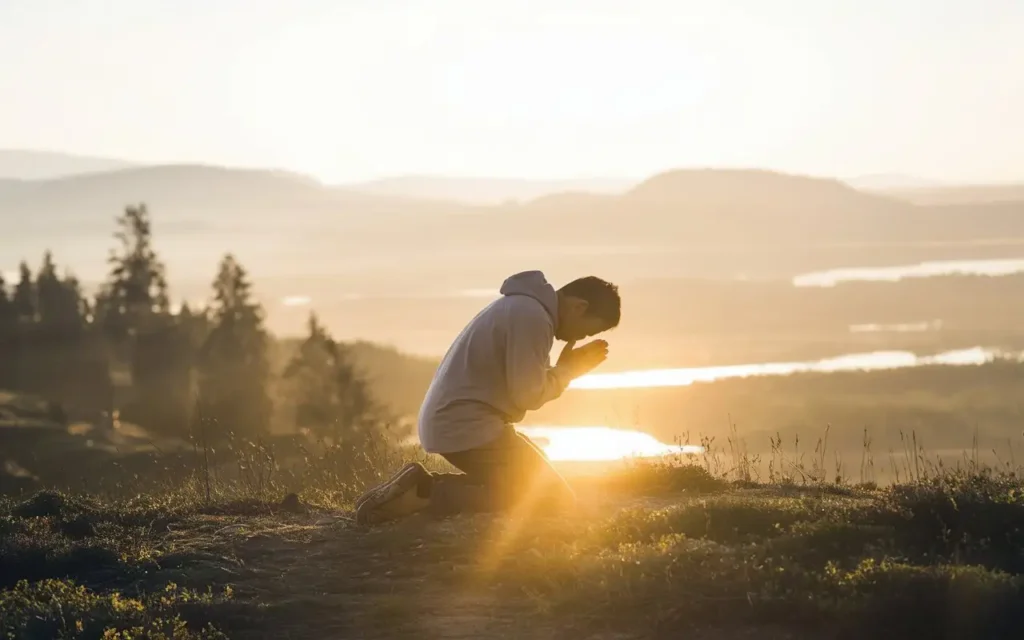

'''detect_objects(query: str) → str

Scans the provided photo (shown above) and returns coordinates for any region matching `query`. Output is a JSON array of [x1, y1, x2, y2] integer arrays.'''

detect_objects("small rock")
[[279, 492, 304, 513], [14, 490, 70, 518], [60, 514, 98, 539]]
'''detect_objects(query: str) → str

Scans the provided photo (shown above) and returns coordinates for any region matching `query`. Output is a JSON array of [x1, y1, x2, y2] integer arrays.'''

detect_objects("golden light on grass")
[[473, 426, 703, 576]]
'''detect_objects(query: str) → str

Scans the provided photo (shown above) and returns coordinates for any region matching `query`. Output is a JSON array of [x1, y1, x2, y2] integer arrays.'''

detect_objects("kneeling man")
[[356, 271, 620, 524]]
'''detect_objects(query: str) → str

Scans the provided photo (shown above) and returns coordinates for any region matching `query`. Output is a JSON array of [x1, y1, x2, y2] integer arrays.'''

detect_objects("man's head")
[[555, 276, 621, 342]]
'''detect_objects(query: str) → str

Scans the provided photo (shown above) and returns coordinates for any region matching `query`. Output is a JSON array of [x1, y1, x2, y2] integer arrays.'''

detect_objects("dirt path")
[[135, 493, 665, 639], [153, 513, 591, 638], [143, 492, 817, 639]]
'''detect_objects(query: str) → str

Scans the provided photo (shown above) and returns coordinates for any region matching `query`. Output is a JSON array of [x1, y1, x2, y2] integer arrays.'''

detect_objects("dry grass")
[[3, 416, 1024, 638], [3, 454, 1024, 639]]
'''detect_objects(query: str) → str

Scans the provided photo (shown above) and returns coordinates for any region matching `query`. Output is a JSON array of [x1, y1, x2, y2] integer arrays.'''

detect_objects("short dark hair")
[[559, 276, 621, 327]]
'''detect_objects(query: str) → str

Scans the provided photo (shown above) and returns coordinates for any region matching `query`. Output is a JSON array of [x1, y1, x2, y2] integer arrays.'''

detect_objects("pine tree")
[[175, 301, 210, 350], [0, 272, 12, 331], [35, 251, 84, 336], [58, 273, 87, 331], [98, 204, 169, 339], [0, 271, 14, 346], [195, 255, 272, 440], [11, 262, 36, 324], [94, 204, 178, 432], [284, 312, 379, 442], [35, 251, 60, 323], [0, 273, 14, 387]]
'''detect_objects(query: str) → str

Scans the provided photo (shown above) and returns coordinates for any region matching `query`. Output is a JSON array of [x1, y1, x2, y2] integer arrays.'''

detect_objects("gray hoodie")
[[417, 270, 570, 454]]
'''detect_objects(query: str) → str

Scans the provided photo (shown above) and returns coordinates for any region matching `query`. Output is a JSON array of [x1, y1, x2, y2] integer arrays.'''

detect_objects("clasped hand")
[[557, 339, 609, 378]]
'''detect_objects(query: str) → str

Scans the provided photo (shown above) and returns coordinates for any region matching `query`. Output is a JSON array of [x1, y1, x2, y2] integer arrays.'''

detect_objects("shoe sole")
[[355, 463, 429, 526], [355, 462, 418, 510]]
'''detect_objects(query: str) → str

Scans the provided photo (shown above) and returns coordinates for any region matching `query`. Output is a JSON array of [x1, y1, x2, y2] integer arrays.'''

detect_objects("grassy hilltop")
[[3, 430, 1024, 640]]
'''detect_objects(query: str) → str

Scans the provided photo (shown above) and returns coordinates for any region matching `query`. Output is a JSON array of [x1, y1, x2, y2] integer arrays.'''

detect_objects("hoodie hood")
[[418, 269, 568, 454], [499, 270, 558, 323]]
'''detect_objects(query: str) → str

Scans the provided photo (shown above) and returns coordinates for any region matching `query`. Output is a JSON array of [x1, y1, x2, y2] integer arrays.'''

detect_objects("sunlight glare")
[[281, 295, 312, 307], [849, 320, 942, 333], [793, 259, 1024, 287], [570, 347, 1008, 390], [518, 426, 703, 462]]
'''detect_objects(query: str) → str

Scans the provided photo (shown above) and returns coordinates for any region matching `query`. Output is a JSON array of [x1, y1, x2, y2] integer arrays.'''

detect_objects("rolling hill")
[[0, 164, 466, 227], [880, 183, 1024, 206], [844, 173, 946, 191], [4, 162, 1024, 345], [0, 164, 477, 285], [7, 163, 1020, 252], [379, 168, 1020, 251], [0, 149, 137, 180], [348, 175, 633, 204]]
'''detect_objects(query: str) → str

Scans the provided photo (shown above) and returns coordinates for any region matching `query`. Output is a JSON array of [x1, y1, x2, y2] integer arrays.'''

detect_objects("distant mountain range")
[[2, 157, 1022, 254], [0, 162, 926, 250], [0, 150, 636, 205], [0, 162, 478, 291], [4, 149, 1024, 345], [845, 173, 1024, 205], [876, 183, 1024, 206], [348, 175, 634, 204], [0, 149, 137, 181], [843, 174, 947, 191], [3, 148, 1021, 208], [1, 161, 1020, 254], [2, 148, 1023, 295]]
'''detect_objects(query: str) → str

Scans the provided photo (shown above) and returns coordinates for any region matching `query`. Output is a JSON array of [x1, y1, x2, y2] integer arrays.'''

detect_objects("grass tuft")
[[0, 579, 230, 639]]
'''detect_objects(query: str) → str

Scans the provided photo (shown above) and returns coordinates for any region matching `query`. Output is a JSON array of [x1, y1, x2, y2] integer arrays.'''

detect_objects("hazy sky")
[[1, 0, 1021, 183]]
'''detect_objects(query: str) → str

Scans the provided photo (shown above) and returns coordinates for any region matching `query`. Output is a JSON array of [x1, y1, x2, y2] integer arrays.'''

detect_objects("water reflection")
[[793, 258, 1024, 287], [518, 426, 703, 461], [281, 295, 312, 307], [849, 320, 942, 333], [571, 347, 1013, 390]]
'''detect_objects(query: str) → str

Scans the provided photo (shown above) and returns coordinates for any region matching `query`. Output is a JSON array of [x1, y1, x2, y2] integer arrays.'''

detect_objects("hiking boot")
[[355, 462, 419, 511], [355, 462, 431, 526]]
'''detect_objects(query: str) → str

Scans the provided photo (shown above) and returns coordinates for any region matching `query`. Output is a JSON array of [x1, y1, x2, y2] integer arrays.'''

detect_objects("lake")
[[849, 320, 942, 333], [570, 346, 1013, 390], [515, 345, 1019, 461], [792, 258, 1024, 287], [517, 425, 703, 461]]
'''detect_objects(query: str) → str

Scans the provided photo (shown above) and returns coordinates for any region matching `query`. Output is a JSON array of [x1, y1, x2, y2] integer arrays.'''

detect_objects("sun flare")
[[517, 426, 703, 462]]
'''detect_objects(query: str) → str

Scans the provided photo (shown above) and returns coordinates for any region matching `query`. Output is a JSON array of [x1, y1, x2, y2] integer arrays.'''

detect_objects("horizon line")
[[2, 146, 1023, 187]]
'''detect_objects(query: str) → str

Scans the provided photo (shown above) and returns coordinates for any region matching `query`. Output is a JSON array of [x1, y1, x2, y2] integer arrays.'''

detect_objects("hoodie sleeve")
[[504, 303, 570, 412]]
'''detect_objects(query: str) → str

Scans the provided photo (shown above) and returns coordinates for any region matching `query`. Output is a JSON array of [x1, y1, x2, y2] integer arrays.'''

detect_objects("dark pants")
[[428, 427, 576, 516]]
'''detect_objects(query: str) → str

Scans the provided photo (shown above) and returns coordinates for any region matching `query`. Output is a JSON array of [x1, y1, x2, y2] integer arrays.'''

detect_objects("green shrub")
[[0, 579, 228, 639], [818, 559, 1024, 639], [867, 471, 1024, 572]]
